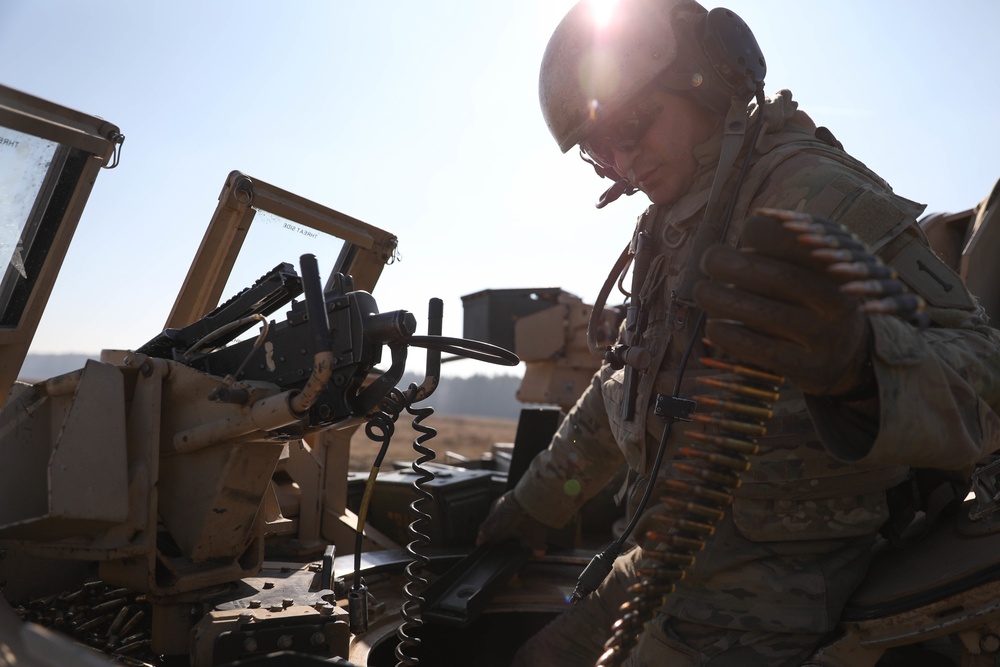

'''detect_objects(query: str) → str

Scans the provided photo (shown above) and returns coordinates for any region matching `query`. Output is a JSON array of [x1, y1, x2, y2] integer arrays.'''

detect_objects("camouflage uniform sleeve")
[[753, 155, 1000, 470], [749, 152, 1000, 470], [808, 312, 1000, 470], [513, 369, 626, 528]]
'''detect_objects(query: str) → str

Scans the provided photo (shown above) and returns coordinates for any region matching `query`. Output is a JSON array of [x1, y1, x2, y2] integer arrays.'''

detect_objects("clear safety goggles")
[[580, 97, 664, 168]]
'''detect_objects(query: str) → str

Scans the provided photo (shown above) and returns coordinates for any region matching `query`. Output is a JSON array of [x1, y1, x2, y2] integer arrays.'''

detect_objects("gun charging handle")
[[300, 253, 333, 355], [413, 297, 443, 403], [291, 253, 335, 415]]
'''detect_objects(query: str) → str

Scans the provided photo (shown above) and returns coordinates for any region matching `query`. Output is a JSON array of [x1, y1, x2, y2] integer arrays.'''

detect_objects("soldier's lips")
[[635, 166, 660, 190]]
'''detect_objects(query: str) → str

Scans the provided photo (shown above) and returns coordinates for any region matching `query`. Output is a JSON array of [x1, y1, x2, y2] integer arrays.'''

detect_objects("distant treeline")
[[18, 353, 94, 383], [17, 355, 524, 420], [398, 372, 523, 420]]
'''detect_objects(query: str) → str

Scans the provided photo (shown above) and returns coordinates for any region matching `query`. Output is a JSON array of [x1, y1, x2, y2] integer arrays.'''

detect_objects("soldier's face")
[[593, 90, 719, 206]]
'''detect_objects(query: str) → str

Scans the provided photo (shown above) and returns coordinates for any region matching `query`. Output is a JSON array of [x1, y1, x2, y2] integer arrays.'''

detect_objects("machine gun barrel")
[[172, 389, 301, 453]]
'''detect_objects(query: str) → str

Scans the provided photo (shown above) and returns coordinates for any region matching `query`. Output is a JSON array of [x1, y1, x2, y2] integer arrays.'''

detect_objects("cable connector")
[[348, 582, 369, 634], [570, 541, 622, 604]]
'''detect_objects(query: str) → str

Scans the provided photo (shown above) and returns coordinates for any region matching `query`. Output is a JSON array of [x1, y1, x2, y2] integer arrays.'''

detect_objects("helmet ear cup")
[[696, 8, 766, 109]]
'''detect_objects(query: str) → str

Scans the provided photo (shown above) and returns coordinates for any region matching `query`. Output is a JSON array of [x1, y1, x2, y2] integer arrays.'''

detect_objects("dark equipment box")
[[461, 287, 566, 353], [366, 466, 496, 548]]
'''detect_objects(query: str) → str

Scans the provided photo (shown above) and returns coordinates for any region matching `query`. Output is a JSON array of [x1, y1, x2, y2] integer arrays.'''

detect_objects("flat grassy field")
[[348, 414, 518, 471]]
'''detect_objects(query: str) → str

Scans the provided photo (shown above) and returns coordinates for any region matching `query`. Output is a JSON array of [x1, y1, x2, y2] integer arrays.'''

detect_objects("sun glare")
[[589, 0, 620, 28]]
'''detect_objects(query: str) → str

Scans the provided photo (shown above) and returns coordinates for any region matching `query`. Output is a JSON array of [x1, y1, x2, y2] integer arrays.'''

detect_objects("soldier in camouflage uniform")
[[477, 0, 1000, 665]]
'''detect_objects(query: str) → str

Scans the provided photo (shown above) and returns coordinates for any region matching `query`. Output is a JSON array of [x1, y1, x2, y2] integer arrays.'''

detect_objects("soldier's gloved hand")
[[693, 209, 922, 397], [476, 490, 549, 557]]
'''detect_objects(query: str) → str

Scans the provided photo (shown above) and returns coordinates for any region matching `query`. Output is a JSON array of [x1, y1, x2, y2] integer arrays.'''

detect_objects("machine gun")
[[137, 257, 417, 438], [0, 84, 520, 667]]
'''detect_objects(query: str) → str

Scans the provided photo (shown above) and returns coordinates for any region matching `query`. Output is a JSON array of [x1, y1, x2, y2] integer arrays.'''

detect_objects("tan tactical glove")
[[693, 209, 924, 398], [476, 490, 549, 557]]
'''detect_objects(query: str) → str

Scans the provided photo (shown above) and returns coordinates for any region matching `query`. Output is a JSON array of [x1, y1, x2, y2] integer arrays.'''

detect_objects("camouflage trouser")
[[511, 547, 828, 667]]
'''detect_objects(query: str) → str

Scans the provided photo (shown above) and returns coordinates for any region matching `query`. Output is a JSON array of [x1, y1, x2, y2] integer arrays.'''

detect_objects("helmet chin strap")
[[579, 149, 638, 208], [597, 179, 638, 209]]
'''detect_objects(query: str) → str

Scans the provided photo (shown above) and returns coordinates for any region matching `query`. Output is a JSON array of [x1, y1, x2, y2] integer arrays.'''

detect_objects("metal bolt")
[[119, 610, 145, 637], [310, 631, 326, 646], [92, 599, 126, 614], [104, 587, 130, 600], [106, 606, 131, 638], [238, 613, 253, 624], [243, 636, 258, 652], [263, 582, 275, 590], [120, 632, 146, 646], [282, 599, 294, 608], [77, 614, 113, 632], [248, 600, 261, 609], [277, 634, 293, 649], [118, 637, 150, 655], [981, 633, 1000, 653]]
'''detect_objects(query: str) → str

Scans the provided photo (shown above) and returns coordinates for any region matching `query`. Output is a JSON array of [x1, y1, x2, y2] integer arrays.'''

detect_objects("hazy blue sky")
[[3, 1, 999, 378]]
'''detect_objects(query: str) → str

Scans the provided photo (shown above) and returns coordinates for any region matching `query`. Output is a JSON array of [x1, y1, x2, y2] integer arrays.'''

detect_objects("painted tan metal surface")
[[0, 85, 121, 407]]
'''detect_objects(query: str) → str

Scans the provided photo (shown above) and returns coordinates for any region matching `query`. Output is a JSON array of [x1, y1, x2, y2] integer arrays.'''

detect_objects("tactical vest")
[[598, 119, 953, 541]]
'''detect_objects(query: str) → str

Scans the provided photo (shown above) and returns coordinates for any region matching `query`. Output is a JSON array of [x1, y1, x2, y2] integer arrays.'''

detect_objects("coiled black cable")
[[350, 299, 518, 645], [394, 398, 438, 667], [355, 387, 406, 586]]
